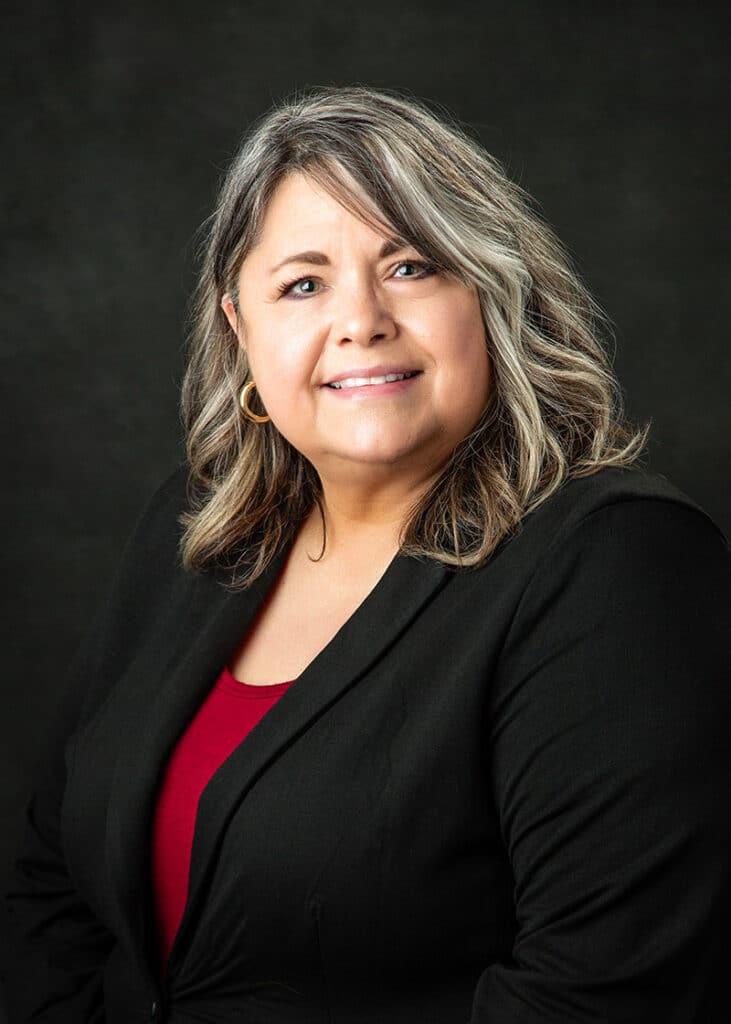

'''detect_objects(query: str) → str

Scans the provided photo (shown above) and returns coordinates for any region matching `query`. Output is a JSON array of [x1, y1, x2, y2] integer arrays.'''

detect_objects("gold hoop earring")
[[239, 381, 271, 423]]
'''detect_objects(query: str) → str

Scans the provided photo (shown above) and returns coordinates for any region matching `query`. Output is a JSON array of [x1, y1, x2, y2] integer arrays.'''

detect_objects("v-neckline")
[[103, 529, 452, 985], [226, 528, 405, 688]]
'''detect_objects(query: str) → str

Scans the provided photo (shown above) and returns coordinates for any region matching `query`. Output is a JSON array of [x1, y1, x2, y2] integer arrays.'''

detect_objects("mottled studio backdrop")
[[1, 0, 729, 1015]]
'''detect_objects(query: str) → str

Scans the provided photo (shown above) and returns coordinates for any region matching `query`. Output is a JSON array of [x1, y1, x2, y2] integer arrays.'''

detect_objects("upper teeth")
[[329, 372, 415, 389]]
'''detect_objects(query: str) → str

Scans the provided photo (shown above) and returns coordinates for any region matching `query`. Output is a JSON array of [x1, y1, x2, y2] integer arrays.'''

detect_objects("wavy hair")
[[179, 84, 650, 588]]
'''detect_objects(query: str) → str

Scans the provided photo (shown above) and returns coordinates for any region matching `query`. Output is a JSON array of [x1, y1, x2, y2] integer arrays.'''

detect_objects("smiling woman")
[[180, 87, 651, 589], [220, 171, 491, 530], [5, 86, 730, 1023]]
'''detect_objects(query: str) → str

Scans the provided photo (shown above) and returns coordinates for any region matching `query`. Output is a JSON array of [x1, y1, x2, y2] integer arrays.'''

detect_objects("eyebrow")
[[268, 237, 409, 275]]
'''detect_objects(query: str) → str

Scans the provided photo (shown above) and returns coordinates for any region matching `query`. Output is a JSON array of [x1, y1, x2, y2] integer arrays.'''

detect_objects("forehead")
[[253, 170, 395, 254]]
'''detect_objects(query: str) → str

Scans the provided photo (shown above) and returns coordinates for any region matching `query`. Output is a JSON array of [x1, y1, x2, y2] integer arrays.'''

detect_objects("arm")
[[3, 669, 113, 1023], [3, 466, 188, 1023], [471, 498, 730, 1023]]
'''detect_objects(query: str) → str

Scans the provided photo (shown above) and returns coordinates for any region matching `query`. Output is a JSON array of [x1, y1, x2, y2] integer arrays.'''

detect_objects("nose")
[[331, 278, 397, 348]]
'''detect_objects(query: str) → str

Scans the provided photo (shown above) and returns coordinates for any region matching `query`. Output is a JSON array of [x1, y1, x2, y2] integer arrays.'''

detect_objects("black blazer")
[[4, 464, 730, 1023]]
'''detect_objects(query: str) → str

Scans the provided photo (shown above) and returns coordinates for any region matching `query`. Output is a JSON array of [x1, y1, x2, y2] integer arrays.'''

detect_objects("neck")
[[300, 466, 440, 566]]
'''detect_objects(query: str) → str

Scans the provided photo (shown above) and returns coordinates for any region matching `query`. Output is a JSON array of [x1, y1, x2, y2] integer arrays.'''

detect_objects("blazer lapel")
[[103, 537, 450, 981], [103, 540, 292, 983]]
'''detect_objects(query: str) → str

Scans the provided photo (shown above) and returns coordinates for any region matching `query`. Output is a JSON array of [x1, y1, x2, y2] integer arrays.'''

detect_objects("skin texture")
[[222, 171, 492, 560]]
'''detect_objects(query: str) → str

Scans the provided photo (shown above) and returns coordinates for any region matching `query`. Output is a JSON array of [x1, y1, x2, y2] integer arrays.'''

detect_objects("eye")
[[392, 260, 436, 280], [276, 260, 436, 299], [277, 276, 321, 298]]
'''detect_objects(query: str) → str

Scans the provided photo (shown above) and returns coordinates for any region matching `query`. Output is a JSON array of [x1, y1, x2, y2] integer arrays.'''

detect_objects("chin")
[[328, 445, 429, 472]]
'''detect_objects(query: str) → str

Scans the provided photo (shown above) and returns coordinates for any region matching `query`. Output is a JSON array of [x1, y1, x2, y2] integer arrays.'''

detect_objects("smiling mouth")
[[326, 371, 421, 390]]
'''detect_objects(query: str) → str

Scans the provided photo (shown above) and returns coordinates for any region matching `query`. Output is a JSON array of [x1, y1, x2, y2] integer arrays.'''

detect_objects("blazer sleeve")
[[3, 466, 188, 1024], [470, 497, 731, 1023]]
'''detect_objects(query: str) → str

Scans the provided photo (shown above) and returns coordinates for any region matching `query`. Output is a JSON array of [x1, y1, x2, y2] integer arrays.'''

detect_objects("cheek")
[[247, 335, 317, 421], [430, 301, 490, 395]]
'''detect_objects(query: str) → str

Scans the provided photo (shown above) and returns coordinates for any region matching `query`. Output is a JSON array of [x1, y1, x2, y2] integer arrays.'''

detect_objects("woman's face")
[[223, 171, 491, 489]]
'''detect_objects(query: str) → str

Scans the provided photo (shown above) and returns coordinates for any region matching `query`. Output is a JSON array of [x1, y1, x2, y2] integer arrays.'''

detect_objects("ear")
[[221, 294, 245, 350]]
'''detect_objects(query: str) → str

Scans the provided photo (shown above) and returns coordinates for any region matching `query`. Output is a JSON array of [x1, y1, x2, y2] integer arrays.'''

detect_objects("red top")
[[150, 665, 295, 972]]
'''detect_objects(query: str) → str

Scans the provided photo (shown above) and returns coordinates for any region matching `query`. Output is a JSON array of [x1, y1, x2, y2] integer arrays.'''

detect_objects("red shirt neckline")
[[217, 664, 295, 698]]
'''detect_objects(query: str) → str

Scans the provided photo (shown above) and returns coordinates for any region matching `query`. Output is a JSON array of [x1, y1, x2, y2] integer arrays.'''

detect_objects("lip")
[[323, 365, 421, 385], [323, 373, 422, 400]]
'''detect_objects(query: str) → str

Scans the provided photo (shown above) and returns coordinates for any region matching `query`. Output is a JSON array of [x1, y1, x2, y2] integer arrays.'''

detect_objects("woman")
[[4, 86, 729, 1023]]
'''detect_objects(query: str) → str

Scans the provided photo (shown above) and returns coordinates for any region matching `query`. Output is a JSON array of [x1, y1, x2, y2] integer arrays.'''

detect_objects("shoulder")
[[47, 463, 194, 740], [498, 465, 730, 659], [504, 464, 729, 576], [119, 462, 192, 566], [535, 463, 724, 538], [491, 468, 730, 766], [85, 462, 195, 624], [132, 461, 191, 537]]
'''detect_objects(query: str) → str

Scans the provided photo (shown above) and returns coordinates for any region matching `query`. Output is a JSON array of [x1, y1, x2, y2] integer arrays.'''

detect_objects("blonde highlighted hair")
[[179, 84, 650, 587]]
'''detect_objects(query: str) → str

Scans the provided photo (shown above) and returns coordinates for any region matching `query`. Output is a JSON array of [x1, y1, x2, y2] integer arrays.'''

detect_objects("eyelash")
[[276, 260, 437, 298]]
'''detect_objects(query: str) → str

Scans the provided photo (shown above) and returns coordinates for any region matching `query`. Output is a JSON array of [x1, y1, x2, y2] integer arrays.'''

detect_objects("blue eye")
[[394, 261, 435, 279], [276, 260, 436, 299], [278, 277, 320, 298]]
